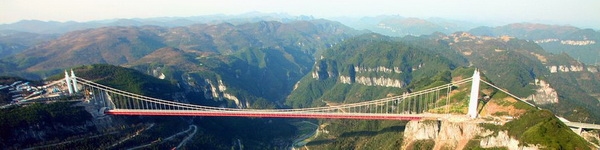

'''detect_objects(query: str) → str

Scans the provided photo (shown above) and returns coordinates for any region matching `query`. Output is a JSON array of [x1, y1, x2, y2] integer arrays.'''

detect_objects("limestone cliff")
[[204, 79, 246, 108], [312, 64, 407, 88], [546, 64, 596, 73], [527, 79, 559, 104], [339, 75, 404, 88], [402, 119, 539, 150]]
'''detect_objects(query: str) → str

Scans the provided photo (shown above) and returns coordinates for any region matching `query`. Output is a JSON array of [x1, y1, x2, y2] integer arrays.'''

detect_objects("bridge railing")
[[75, 76, 474, 115]]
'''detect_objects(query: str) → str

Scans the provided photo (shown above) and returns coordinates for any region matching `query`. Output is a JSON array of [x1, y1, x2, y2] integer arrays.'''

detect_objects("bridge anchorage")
[[58, 69, 553, 121]]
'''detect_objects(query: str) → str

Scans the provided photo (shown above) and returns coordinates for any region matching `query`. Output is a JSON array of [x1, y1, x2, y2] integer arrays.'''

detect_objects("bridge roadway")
[[108, 109, 600, 129], [106, 110, 454, 120], [564, 122, 600, 130]]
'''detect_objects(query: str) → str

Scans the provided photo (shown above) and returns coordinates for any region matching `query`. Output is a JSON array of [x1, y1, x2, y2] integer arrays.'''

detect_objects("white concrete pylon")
[[65, 70, 73, 94], [468, 69, 480, 118], [71, 69, 78, 92]]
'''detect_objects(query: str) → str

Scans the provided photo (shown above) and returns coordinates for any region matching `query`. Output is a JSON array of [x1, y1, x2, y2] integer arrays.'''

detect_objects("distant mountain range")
[[1, 19, 357, 74], [0, 12, 315, 34], [469, 23, 600, 65], [331, 15, 480, 36]]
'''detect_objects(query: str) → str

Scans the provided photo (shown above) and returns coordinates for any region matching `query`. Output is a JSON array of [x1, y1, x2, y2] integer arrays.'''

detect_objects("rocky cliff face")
[[478, 131, 539, 150], [204, 79, 246, 108], [547, 65, 586, 73], [402, 119, 539, 150], [581, 130, 600, 148], [338, 75, 404, 88], [312, 64, 406, 88], [546, 63, 600, 74], [527, 79, 559, 104]]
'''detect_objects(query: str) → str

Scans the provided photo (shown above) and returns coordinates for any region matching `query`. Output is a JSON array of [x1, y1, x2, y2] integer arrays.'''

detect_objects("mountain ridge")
[[1, 20, 359, 78]]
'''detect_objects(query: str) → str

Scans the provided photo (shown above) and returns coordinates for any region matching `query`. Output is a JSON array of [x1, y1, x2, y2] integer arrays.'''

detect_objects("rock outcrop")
[[527, 79, 559, 104], [313, 64, 406, 88], [354, 66, 402, 74], [402, 119, 539, 150], [547, 65, 585, 73], [204, 79, 245, 108], [339, 75, 404, 88], [479, 131, 538, 150]]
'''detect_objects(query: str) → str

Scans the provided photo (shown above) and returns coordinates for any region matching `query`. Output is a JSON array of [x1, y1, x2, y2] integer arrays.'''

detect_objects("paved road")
[[564, 122, 600, 130]]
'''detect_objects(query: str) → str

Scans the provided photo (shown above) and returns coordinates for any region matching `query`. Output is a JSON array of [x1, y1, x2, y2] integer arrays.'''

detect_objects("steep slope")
[[126, 20, 358, 108], [7, 26, 166, 72], [0, 19, 359, 109], [285, 34, 467, 149], [147, 45, 317, 108], [287, 33, 598, 149], [443, 32, 548, 97], [432, 32, 600, 122], [403, 110, 592, 149], [2, 20, 357, 81], [286, 34, 461, 108]]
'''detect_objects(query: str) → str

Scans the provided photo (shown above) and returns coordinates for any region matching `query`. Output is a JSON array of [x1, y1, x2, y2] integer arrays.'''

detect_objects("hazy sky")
[[2, 0, 599, 28]]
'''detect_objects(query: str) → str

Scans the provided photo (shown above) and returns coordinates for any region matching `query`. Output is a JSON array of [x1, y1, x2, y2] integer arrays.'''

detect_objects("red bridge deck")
[[106, 110, 424, 120]]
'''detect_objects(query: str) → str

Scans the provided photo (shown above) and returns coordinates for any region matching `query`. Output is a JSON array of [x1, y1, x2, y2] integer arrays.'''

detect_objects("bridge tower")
[[468, 70, 480, 118], [70, 69, 79, 93], [64, 70, 74, 94]]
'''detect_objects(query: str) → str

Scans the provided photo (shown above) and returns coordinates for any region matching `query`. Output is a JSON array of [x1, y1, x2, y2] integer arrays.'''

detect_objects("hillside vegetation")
[[287, 34, 598, 149], [1, 64, 300, 149], [505, 110, 590, 149], [286, 34, 460, 108]]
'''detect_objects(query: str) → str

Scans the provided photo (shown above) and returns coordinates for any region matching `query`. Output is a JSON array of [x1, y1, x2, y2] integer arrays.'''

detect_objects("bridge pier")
[[468, 70, 480, 118]]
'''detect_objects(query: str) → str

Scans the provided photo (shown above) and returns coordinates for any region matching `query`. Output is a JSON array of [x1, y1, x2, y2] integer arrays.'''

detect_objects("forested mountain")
[[1, 20, 358, 78], [1, 19, 361, 110], [284, 32, 598, 148], [432, 32, 600, 122], [285, 31, 599, 122], [0, 30, 58, 58], [469, 23, 600, 65], [286, 34, 462, 108]]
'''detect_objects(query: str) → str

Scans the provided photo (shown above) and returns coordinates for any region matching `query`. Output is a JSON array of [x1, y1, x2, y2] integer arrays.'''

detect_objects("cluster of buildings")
[[1, 81, 70, 104], [0, 71, 83, 108], [0, 81, 46, 103]]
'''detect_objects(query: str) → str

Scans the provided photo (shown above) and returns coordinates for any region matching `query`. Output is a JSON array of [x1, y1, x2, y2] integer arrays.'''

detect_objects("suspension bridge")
[[58, 70, 535, 121], [16, 69, 598, 137]]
